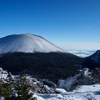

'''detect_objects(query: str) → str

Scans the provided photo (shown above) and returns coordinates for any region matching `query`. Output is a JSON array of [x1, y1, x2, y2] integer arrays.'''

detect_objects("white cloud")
[[55, 42, 100, 50]]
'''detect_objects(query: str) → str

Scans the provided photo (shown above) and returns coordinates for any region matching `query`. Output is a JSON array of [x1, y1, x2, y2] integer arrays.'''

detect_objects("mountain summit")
[[0, 33, 64, 54]]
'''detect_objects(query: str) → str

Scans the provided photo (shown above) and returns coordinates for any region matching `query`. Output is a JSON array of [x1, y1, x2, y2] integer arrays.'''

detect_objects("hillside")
[[82, 50, 100, 69], [0, 52, 83, 82]]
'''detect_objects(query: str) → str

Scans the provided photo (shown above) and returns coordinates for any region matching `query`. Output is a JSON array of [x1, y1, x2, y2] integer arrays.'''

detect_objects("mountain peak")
[[0, 33, 64, 54]]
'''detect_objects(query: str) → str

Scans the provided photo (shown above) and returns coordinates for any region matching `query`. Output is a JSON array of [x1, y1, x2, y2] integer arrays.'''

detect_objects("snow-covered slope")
[[0, 67, 100, 100], [0, 33, 64, 54], [34, 84, 100, 100]]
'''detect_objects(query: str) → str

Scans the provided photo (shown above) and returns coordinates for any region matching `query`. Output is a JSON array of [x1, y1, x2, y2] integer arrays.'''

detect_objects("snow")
[[73, 84, 100, 92], [0, 97, 4, 100], [58, 74, 81, 91], [58, 79, 66, 89], [33, 94, 44, 100], [34, 84, 100, 100], [0, 67, 100, 100], [0, 33, 64, 54], [0, 68, 8, 79], [14, 93, 18, 97], [65, 74, 80, 91], [55, 88, 67, 93]]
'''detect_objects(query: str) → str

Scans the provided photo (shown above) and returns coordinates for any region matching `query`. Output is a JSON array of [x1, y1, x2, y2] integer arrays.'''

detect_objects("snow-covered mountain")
[[0, 33, 64, 54]]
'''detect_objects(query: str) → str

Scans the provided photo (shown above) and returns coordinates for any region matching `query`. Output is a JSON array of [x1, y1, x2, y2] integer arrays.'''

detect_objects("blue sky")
[[0, 0, 100, 50]]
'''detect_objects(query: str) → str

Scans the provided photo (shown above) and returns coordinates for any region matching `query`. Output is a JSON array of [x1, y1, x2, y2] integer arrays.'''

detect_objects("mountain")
[[0, 34, 83, 82], [90, 50, 100, 64], [82, 50, 100, 69], [0, 33, 64, 54]]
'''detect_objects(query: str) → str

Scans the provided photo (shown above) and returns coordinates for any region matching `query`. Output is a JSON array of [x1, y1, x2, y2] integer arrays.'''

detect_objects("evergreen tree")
[[0, 74, 35, 100], [14, 75, 34, 100]]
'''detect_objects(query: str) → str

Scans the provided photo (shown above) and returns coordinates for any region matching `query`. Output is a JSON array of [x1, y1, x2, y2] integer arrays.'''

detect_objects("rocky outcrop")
[[58, 68, 100, 91]]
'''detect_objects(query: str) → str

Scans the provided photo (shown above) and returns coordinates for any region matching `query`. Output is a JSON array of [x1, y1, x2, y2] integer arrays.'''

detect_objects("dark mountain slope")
[[0, 52, 83, 82], [82, 50, 100, 69]]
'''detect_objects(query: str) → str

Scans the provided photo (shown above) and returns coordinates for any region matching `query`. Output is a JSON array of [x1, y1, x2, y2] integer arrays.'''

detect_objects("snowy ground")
[[34, 84, 100, 100], [0, 67, 100, 100]]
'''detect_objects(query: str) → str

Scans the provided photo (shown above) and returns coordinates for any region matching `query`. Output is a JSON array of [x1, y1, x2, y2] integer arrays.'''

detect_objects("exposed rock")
[[58, 68, 100, 91]]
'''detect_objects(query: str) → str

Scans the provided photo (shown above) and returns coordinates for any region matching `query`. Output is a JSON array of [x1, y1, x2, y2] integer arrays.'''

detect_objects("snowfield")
[[34, 84, 100, 100]]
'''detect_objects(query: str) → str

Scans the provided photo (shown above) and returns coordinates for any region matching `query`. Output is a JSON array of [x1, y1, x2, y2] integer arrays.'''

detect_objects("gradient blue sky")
[[0, 0, 100, 50]]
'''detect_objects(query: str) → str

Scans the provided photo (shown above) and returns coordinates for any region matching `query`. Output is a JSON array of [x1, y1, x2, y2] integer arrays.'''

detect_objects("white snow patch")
[[73, 84, 100, 92], [55, 88, 67, 94], [0, 97, 4, 100], [34, 84, 100, 100]]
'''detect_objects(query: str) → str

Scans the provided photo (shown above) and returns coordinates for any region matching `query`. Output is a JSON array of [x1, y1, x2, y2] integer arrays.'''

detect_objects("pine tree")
[[14, 75, 34, 100], [0, 72, 14, 100], [0, 73, 35, 100]]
